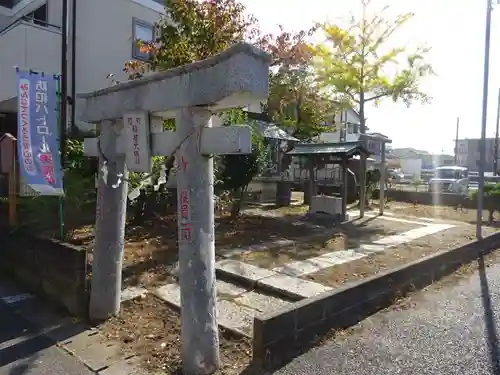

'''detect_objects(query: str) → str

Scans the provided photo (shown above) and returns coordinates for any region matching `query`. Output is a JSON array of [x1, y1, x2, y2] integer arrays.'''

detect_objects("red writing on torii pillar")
[[179, 156, 188, 172], [179, 189, 192, 243], [180, 190, 190, 220], [180, 222, 192, 243]]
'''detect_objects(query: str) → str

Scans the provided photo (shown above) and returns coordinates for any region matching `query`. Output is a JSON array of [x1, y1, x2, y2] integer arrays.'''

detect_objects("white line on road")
[[1, 293, 34, 305]]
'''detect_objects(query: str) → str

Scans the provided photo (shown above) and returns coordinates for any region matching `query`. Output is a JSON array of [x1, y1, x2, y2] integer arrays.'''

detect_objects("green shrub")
[[469, 182, 500, 201], [18, 139, 96, 238], [469, 182, 500, 224]]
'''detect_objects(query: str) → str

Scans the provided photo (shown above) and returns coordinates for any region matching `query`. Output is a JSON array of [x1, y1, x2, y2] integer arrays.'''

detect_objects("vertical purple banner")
[[17, 70, 64, 196]]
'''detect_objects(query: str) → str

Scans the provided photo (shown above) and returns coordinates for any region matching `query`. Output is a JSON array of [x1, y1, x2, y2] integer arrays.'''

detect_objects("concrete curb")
[[150, 287, 251, 339], [251, 231, 500, 372], [215, 266, 289, 297], [215, 261, 332, 301]]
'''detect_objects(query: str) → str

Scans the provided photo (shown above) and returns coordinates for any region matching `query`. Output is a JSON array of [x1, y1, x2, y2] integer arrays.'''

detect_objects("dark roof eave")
[[287, 146, 371, 157]]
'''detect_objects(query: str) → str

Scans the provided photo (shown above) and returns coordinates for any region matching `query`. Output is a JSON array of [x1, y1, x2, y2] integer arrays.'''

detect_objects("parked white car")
[[428, 166, 468, 195]]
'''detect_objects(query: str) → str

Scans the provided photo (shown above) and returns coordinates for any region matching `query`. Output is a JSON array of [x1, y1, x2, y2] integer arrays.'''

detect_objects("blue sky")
[[241, 0, 500, 154]]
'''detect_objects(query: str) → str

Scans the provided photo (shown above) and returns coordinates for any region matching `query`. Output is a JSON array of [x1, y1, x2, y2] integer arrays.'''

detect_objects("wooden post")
[[342, 158, 348, 220], [1, 133, 17, 227], [308, 157, 316, 204], [379, 143, 386, 215], [8, 147, 17, 227]]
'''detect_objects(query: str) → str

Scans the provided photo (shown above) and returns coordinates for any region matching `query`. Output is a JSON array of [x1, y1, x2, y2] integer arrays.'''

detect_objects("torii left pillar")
[[88, 120, 129, 321]]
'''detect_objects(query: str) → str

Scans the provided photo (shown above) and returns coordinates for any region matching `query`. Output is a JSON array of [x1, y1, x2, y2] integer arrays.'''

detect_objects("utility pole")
[[60, 0, 68, 165], [70, 0, 77, 136], [494, 88, 500, 175], [477, 0, 493, 239], [454, 117, 459, 165], [359, 98, 367, 218]]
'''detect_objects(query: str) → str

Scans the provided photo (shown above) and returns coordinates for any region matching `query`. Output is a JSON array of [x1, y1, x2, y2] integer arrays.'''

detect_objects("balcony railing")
[[0, 16, 60, 35]]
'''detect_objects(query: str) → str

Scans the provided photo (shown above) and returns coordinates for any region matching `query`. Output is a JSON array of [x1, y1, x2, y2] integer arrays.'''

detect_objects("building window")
[[0, 0, 21, 9], [132, 19, 154, 60], [26, 4, 48, 26]]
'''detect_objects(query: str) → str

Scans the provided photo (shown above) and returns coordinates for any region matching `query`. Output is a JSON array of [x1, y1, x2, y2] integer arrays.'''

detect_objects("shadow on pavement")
[[478, 254, 500, 374], [0, 333, 51, 369], [0, 299, 87, 370]]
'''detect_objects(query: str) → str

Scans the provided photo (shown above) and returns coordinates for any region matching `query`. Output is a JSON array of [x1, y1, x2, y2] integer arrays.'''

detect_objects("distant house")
[[456, 138, 497, 173], [316, 108, 390, 164], [316, 108, 361, 143], [388, 148, 454, 169]]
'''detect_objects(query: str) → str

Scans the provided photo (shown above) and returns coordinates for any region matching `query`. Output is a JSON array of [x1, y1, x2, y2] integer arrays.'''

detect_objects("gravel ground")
[[118, 214, 314, 288], [375, 201, 495, 225], [233, 216, 419, 270], [306, 222, 495, 288], [273, 251, 500, 375]]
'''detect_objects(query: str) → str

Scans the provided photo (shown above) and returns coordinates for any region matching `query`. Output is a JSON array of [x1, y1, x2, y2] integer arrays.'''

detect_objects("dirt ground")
[[73, 213, 313, 289], [75, 201, 500, 289], [231, 216, 419, 270], [373, 200, 497, 225], [306, 222, 499, 288], [99, 294, 252, 375], [97, 202, 500, 374]]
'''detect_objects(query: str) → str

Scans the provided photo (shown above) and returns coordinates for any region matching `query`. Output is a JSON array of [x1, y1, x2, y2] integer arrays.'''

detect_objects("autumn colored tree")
[[312, 0, 434, 212], [260, 26, 338, 141], [122, 0, 335, 206], [124, 0, 260, 78], [124, 1, 333, 142], [258, 27, 340, 204]]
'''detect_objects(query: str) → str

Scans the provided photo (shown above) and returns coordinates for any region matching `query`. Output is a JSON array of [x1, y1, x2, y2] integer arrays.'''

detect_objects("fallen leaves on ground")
[[99, 294, 253, 375]]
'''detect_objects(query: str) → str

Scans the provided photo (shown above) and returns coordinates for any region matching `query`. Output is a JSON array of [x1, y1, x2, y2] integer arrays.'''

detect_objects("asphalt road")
[[0, 298, 95, 375], [274, 255, 500, 375]]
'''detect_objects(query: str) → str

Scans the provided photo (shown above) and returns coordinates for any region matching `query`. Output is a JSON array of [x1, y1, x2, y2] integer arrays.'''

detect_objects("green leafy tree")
[[312, 0, 434, 208], [124, 0, 260, 78], [123, 0, 263, 214], [262, 26, 337, 141], [216, 110, 268, 218], [258, 27, 340, 204], [19, 139, 95, 239], [122, 0, 323, 211], [123, 1, 329, 141]]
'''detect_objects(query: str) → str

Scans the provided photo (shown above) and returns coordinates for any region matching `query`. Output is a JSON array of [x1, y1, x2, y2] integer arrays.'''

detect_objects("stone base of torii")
[[78, 43, 271, 375]]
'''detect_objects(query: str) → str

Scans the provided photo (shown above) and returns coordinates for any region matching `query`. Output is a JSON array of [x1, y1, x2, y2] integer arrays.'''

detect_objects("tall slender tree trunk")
[[358, 93, 367, 217]]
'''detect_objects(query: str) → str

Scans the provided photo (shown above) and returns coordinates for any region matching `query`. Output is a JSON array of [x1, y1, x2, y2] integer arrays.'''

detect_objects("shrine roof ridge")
[[77, 43, 271, 99]]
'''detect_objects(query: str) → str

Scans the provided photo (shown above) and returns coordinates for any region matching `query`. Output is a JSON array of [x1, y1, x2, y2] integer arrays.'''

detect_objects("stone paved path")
[[121, 209, 456, 338]]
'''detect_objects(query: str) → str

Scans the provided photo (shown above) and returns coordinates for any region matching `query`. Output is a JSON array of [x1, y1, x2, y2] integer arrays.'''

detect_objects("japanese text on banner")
[[16, 70, 63, 196]]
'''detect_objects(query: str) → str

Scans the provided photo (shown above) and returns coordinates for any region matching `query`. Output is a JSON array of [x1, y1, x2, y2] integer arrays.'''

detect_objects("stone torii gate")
[[78, 43, 270, 375]]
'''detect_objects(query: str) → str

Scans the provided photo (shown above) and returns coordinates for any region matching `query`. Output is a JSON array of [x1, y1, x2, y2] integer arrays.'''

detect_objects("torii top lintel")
[[77, 43, 271, 124]]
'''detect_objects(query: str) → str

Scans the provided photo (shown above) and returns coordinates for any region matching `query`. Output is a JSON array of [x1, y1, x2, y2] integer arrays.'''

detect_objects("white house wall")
[[0, 0, 163, 128]]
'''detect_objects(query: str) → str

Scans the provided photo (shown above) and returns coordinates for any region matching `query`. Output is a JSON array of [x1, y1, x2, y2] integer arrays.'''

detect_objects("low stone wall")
[[0, 226, 89, 316], [386, 190, 473, 208], [252, 231, 500, 371]]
